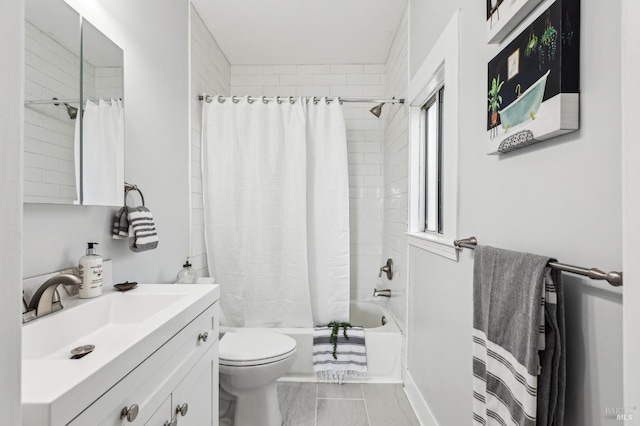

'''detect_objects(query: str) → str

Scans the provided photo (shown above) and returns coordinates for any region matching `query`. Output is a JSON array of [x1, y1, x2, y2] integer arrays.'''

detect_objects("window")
[[407, 11, 459, 260], [421, 87, 444, 234]]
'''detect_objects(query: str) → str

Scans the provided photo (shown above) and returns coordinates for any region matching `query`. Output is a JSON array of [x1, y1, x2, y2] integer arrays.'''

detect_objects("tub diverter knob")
[[378, 259, 393, 280]]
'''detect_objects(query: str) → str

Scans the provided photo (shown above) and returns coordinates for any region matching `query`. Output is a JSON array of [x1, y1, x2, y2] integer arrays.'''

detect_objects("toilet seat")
[[219, 331, 297, 367]]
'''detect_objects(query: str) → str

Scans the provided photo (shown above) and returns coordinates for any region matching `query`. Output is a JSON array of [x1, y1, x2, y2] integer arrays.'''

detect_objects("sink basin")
[[23, 292, 182, 360], [22, 284, 219, 425]]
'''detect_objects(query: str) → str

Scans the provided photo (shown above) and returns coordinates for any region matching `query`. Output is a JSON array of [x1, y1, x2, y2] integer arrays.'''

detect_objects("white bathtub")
[[219, 301, 403, 383]]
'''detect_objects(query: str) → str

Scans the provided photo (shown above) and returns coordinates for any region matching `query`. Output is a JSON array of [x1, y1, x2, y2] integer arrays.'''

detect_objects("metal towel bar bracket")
[[124, 183, 145, 208], [454, 237, 623, 287]]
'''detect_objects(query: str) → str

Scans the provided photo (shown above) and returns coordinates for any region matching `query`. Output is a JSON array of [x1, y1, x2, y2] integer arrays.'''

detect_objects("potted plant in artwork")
[[525, 29, 538, 58], [488, 74, 504, 127]]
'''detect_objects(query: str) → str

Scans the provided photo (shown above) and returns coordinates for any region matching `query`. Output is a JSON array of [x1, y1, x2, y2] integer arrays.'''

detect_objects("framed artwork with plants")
[[486, 0, 544, 44], [486, 0, 580, 155]]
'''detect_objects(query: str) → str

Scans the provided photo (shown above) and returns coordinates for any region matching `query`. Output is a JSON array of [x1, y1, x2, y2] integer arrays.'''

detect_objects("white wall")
[[189, 5, 231, 277], [23, 0, 191, 284], [381, 7, 409, 333], [407, 1, 623, 425], [93, 67, 123, 100], [0, 0, 23, 422], [622, 0, 640, 417], [229, 64, 387, 300]]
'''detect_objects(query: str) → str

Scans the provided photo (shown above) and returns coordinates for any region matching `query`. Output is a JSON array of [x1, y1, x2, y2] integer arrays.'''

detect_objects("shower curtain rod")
[[24, 99, 82, 105], [454, 237, 623, 287], [24, 97, 122, 105], [198, 94, 405, 104]]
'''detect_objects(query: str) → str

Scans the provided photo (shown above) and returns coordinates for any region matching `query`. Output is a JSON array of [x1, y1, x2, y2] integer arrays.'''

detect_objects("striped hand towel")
[[313, 325, 367, 382], [472, 246, 565, 426], [127, 206, 158, 252], [112, 207, 129, 239]]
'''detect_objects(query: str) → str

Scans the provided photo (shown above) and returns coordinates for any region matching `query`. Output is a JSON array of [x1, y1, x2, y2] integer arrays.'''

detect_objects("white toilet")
[[219, 331, 297, 426]]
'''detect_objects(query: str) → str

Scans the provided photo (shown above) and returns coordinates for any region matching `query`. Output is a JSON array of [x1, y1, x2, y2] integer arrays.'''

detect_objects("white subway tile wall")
[[230, 63, 387, 299], [382, 8, 409, 333], [189, 6, 231, 277], [24, 21, 80, 203]]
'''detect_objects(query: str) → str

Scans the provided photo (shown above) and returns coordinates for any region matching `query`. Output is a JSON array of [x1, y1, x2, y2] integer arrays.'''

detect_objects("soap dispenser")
[[176, 258, 197, 284], [78, 242, 103, 298]]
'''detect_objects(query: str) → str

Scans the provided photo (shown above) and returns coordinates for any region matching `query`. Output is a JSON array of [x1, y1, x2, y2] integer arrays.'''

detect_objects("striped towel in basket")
[[313, 325, 367, 382]]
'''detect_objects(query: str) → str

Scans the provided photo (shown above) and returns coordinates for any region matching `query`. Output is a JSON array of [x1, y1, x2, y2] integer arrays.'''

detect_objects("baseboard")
[[403, 370, 439, 426]]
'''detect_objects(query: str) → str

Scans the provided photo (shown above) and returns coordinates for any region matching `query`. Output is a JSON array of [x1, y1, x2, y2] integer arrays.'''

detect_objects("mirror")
[[24, 0, 81, 204], [81, 19, 124, 206], [23, 0, 125, 206]]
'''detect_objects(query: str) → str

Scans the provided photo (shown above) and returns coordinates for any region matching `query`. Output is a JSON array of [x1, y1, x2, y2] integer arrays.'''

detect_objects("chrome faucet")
[[23, 273, 82, 323], [373, 288, 392, 298]]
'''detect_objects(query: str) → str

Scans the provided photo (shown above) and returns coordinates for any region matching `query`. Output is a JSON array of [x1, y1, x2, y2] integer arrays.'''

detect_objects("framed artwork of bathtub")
[[486, 0, 544, 43], [486, 0, 580, 155]]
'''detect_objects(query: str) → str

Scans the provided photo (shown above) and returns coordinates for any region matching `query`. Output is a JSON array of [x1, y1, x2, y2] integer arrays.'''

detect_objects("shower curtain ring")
[[247, 96, 255, 104], [232, 96, 240, 104], [261, 96, 268, 104], [276, 96, 283, 104], [217, 95, 225, 104]]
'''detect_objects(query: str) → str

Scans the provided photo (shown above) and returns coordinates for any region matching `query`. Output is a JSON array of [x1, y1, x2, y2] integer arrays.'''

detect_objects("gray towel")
[[126, 206, 158, 252], [472, 245, 565, 426], [112, 207, 129, 239]]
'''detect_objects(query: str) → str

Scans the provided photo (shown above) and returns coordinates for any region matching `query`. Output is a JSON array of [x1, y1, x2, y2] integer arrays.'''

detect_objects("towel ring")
[[124, 183, 145, 208]]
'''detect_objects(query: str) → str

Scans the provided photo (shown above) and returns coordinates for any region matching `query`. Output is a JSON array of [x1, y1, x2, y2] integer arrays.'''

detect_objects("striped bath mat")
[[313, 325, 367, 382]]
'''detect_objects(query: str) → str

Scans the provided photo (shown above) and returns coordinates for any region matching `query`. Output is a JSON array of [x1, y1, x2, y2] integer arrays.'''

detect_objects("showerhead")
[[369, 103, 384, 118], [52, 97, 79, 120], [65, 103, 78, 120]]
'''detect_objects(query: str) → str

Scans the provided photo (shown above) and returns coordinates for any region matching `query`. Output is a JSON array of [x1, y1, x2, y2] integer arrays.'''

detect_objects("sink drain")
[[70, 345, 95, 359]]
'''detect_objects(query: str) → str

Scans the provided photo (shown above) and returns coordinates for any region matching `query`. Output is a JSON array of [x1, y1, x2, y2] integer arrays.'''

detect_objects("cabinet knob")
[[176, 402, 189, 416], [120, 404, 139, 422], [164, 418, 177, 426], [198, 331, 209, 342]]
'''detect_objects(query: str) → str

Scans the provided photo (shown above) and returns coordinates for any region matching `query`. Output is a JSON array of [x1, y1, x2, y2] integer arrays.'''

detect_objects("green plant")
[[488, 74, 504, 114], [525, 31, 538, 58], [327, 321, 352, 359], [540, 15, 558, 62], [541, 25, 557, 46]]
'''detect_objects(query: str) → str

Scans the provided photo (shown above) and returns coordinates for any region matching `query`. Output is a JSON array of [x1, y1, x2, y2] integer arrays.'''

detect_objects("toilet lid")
[[219, 332, 297, 367]]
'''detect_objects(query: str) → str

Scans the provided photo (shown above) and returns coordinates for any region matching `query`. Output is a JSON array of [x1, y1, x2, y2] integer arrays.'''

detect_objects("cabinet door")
[[171, 341, 217, 426], [145, 395, 172, 426]]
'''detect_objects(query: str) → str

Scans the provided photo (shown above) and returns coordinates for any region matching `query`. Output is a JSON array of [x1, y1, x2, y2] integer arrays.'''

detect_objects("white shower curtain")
[[201, 96, 350, 328], [82, 99, 124, 205]]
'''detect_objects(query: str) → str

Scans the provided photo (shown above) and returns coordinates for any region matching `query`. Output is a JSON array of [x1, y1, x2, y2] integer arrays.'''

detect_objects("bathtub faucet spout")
[[373, 289, 391, 298]]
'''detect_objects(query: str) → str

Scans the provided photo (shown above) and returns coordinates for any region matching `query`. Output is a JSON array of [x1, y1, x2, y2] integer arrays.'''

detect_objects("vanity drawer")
[[69, 302, 218, 426]]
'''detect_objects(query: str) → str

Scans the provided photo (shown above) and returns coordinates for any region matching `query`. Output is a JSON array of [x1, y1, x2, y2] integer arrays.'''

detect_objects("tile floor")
[[277, 382, 420, 426]]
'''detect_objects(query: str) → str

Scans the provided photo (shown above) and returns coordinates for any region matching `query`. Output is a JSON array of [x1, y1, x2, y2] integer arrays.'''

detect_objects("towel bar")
[[454, 237, 623, 287]]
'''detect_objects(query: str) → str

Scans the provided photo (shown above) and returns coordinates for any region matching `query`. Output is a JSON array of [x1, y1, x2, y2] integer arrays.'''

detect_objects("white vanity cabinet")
[[68, 302, 219, 426]]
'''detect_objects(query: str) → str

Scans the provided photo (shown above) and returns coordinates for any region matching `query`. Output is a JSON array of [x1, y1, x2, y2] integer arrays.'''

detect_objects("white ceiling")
[[191, 0, 408, 65]]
